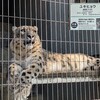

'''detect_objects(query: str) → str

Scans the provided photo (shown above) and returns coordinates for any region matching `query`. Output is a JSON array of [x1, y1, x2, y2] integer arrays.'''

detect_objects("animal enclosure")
[[0, 0, 100, 100]]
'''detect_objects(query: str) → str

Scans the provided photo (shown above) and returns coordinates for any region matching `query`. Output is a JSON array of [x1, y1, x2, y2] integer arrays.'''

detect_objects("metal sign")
[[70, 3, 100, 30]]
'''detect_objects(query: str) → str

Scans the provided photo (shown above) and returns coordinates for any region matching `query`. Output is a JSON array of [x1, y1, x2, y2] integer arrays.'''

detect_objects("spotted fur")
[[8, 25, 100, 100]]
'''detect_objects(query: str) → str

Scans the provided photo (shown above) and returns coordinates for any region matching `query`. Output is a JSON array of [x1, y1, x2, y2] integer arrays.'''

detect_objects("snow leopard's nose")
[[23, 34, 35, 45], [23, 40, 32, 45]]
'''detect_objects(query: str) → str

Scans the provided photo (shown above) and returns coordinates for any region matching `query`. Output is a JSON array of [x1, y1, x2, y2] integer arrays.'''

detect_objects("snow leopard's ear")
[[33, 26, 38, 33], [12, 26, 17, 34]]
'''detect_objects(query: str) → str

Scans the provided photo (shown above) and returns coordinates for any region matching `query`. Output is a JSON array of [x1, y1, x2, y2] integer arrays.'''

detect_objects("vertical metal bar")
[[1, 0, 3, 99], [81, 30, 87, 100], [28, 0, 33, 100], [59, 0, 62, 54], [55, 0, 57, 53], [54, 0, 58, 99], [97, 31, 100, 99], [59, 0, 64, 100], [89, 30, 92, 100], [49, 1, 53, 100], [69, 1, 73, 100], [13, 0, 16, 99], [69, 2, 71, 99], [40, 1, 43, 100], [51, 1, 55, 99], [97, 1, 100, 99], [30, 0, 32, 99], [69, 1, 72, 100], [14, 0, 15, 27], [90, 31, 96, 99], [35, 0, 37, 26], [94, 30, 98, 99], [69, 41, 73, 100], [86, 30, 91, 100], [35, 0, 38, 100], [45, 0, 49, 100], [95, 31, 98, 99], [54, 0, 58, 100], [19, 0, 21, 99], [64, 0, 68, 99], [74, 30, 78, 100], [30, 0, 32, 25], [7, 0, 10, 99], [86, 30, 89, 100], [77, 30, 82, 100], [56, 1, 59, 100], [45, 0, 48, 51], [25, 0, 26, 26], [96, 19, 100, 99]]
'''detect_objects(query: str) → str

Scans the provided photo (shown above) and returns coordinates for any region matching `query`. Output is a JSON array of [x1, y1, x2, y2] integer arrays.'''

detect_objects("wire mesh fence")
[[0, 0, 100, 100]]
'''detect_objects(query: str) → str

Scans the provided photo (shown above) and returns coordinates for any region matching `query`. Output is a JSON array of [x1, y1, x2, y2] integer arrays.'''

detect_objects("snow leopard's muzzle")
[[23, 35, 35, 45]]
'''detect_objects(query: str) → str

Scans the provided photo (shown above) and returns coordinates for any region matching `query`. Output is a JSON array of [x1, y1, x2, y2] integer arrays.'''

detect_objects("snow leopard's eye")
[[20, 29, 26, 32], [34, 30, 36, 33], [19, 28, 26, 35], [27, 35, 32, 39]]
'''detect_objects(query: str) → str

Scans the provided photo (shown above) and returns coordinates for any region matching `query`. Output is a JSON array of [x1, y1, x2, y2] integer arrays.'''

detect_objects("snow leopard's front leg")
[[8, 63, 32, 100], [12, 62, 43, 99], [9, 84, 32, 100], [19, 62, 43, 84], [8, 63, 22, 84], [15, 84, 32, 100]]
